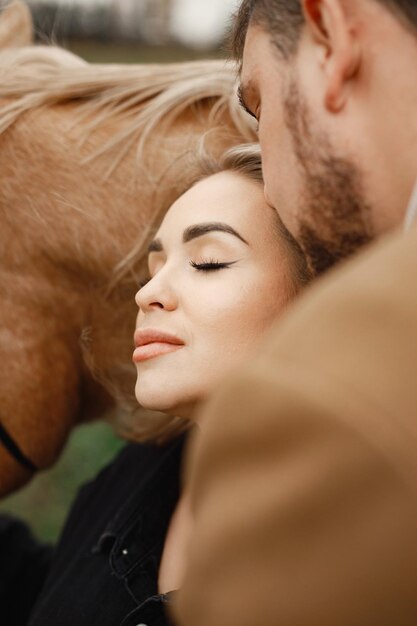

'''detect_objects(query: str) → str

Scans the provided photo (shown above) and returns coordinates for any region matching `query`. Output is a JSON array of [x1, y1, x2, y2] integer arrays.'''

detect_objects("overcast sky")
[[171, 0, 240, 47]]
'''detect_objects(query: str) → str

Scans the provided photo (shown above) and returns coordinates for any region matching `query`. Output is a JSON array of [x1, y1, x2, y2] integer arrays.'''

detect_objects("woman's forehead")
[[157, 171, 268, 238]]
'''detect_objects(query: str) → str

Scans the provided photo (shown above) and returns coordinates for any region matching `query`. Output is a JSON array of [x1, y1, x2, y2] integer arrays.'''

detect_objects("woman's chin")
[[135, 385, 201, 421]]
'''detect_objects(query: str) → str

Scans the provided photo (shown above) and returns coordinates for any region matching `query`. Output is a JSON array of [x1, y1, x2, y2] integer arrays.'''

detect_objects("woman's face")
[[134, 171, 290, 418]]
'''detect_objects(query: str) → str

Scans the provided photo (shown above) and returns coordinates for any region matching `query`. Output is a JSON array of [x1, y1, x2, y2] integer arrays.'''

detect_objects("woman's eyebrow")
[[147, 222, 249, 253], [183, 222, 249, 245]]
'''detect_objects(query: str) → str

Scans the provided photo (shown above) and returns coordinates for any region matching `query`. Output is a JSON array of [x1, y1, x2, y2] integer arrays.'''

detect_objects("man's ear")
[[302, 0, 361, 112]]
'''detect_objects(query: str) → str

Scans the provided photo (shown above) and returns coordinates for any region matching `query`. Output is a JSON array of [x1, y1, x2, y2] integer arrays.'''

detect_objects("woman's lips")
[[133, 342, 183, 363], [133, 329, 184, 363]]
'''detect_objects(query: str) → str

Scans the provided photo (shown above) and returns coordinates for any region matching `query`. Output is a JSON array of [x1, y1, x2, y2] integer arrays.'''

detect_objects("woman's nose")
[[135, 274, 178, 313]]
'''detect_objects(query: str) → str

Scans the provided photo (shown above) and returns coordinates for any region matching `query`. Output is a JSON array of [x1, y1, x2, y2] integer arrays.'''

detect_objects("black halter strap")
[[0, 422, 37, 473]]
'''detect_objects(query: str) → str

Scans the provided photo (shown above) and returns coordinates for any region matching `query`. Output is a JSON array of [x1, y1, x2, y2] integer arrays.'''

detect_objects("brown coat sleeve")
[[174, 227, 417, 626]]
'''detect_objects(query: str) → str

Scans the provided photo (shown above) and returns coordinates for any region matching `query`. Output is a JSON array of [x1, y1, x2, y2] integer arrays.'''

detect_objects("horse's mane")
[[0, 46, 253, 175]]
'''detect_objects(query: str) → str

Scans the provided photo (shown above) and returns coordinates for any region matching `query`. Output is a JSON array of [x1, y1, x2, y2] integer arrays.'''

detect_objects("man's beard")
[[284, 79, 374, 276]]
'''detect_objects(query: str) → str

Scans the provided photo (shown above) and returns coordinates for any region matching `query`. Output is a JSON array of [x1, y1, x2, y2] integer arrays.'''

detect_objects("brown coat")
[[174, 224, 417, 626]]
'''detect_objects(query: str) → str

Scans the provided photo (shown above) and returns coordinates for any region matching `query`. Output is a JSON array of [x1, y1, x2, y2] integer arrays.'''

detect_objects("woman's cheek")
[[201, 288, 261, 344]]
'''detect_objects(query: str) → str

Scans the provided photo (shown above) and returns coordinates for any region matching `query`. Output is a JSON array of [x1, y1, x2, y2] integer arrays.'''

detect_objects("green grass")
[[0, 422, 124, 542]]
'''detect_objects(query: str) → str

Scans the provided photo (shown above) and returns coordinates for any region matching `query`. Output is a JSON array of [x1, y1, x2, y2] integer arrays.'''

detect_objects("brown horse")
[[0, 2, 255, 496]]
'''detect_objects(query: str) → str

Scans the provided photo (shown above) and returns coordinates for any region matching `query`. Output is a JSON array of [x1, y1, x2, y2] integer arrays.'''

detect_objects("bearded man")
[[173, 2, 417, 625]]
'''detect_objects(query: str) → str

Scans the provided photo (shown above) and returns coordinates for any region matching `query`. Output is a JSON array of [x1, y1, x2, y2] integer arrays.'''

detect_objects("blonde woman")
[[22, 146, 310, 626]]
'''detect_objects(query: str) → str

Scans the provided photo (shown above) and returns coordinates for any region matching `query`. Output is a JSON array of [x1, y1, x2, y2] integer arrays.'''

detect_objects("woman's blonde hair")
[[108, 143, 311, 445], [198, 142, 264, 184]]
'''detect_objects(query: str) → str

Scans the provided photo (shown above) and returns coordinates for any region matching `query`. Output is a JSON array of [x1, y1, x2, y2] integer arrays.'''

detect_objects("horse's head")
[[0, 1, 33, 49], [0, 45, 256, 497]]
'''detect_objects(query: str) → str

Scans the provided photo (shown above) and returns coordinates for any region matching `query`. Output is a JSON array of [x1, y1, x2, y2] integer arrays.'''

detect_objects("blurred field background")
[[0, 0, 237, 543], [1, 423, 124, 542], [68, 40, 224, 63]]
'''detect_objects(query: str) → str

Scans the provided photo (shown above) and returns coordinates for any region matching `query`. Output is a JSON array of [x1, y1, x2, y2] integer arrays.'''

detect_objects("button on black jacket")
[[0, 435, 184, 626]]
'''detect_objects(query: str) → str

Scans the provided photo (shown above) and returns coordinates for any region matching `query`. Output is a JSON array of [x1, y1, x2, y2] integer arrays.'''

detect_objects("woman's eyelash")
[[138, 260, 235, 285], [190, 260, 234, 272]]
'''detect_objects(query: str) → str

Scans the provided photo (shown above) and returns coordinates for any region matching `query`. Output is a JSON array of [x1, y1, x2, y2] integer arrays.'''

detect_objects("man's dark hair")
[[231, 0, 417, 61]]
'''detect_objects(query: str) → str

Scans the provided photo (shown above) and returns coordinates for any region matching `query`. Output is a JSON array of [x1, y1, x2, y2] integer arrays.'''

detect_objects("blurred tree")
[[110, 0, 172, 43], [26, 0, 175, 43]]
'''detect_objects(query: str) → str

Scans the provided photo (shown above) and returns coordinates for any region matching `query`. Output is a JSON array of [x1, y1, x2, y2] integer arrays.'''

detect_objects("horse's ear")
[[0, 1, 33, 49]]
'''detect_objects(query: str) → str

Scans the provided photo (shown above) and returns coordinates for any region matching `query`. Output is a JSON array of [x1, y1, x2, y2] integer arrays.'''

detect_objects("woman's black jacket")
[[0, 435, 185, 626]]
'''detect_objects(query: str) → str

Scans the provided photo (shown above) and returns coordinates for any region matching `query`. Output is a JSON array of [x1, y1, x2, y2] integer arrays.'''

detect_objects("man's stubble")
[[283, 78, 374, 276]]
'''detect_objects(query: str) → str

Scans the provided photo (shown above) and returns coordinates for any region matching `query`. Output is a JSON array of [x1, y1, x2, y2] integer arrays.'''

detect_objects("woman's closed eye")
[[138, 259, 237, 290], [190, 259, 237, 272]]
